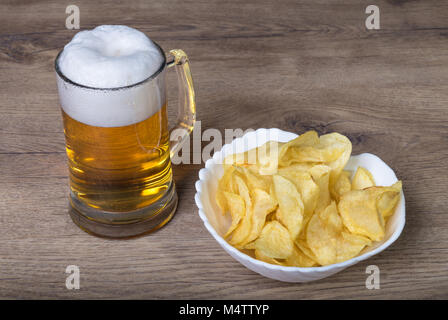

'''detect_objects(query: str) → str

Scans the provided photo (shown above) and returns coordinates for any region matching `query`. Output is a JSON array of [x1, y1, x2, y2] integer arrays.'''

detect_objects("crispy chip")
[[215, 165, 235, 214], [332, 170, 351, 201], [377, 191, 399, 218], [236, 166, 271, 193], [295, 238, 319, 264], [278, 163, 314, 173], [376, 181, 401, 218], [339, 181, 402, 238], [281, 146, 343, 166], [225, 141, 282, 175], [352, 167, 375, 190], [279, 131, 348, 167], [338, 189, 385, 241], [306, 202, 371, 265], [255, 221, 294, 259], [273, 175, 304, 240], [223, 192, 246, 238], [256, 140, 282, 175], [279, 131, 320, 161], [242, 241, 256, 250], [255, 249, 282, 265], [223, 147, 256, 167], [278, 170, 319, 218], [284, 245, 318, 267], [319, 133, 352, 190], [306, 202, 342, 265], [244, 189, 277, 244], [366, 181, 402, 218], [309, 165, 331, 214], [228, 176, 253, 245], [269, 182, 277, 204], [337, 231, 371, 263]]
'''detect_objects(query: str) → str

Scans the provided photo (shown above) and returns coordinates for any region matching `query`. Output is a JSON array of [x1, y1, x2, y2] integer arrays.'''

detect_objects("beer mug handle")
[[167, 49, 196, 158]]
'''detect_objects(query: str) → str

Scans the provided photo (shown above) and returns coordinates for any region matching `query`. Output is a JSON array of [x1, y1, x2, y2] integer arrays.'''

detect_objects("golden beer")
[[55, 26, 196, 237], [62, 104, 171, 212]]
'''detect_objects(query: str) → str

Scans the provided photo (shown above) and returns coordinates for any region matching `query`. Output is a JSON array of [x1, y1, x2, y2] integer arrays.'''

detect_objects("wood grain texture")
[[0, 0, 447, 299]]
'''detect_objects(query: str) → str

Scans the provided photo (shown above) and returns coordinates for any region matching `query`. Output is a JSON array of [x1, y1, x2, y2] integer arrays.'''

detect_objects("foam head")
[[58, 25, 163, 88], [56, 25, 166, 127]]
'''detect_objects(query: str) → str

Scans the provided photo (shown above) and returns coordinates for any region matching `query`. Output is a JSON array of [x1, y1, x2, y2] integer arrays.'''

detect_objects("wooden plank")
[[0, 0, 447, 299]]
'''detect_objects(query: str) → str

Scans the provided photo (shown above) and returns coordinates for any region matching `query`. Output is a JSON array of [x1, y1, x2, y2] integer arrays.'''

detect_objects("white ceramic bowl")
[[194, 128, 405, 282]]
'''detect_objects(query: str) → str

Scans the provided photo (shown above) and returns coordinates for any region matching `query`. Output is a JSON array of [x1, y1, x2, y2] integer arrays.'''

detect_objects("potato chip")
[[320, 201, 343, 230], [228, 176, 253, 245], [281, 146, 344, 166], [309, 165, 331, 214], [365, 181, 401, 219], [255, 221, 294, 259], [319, 133, 352, 190], [377, 191, 399, 218], [376, 181, 401, 218], [279, 130, 320, 161], [332, 170, 351, 201], [256, 140, 282, 175], [278, 163, 314, 173], [269, 182, 277, 204], [278, 170, 319, 218], [242, 241, 256, 250], [338, 189, 385, 241], [306, 202, 341, 265], [244, 189, 277, 244], [279, 131, 347, 167], [391, 180, 402, 191], [236, 166, 271, 193], [234, 175, 251, 209], [225, 141, 282, 174], [337, 231, 371, 263], [295, 238, 319, 264], [223, 147, 256, 167], [352, 166, 375, 190], [255, 249, 282, 265], [284, 245, 318, 267], [215, 165, 235, 214], [273, 175, 304, 240], [223, 192, 246, 238], [306, 202, 371, 265]]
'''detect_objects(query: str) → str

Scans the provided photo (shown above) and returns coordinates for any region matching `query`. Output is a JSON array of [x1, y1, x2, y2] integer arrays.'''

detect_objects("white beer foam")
[[57, 25, 165, 127], [59, 25, 163, 88]]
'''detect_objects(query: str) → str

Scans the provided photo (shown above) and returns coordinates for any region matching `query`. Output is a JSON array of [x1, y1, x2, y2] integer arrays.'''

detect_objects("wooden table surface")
[[1, 0, 447, 299]]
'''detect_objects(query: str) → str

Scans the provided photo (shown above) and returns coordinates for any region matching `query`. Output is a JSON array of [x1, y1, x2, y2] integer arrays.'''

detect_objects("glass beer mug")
[[54, 26, 195, 238]]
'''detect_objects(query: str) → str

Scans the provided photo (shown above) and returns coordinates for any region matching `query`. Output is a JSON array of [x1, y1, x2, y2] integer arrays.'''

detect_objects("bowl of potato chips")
[[194, 128, 405, 282]]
